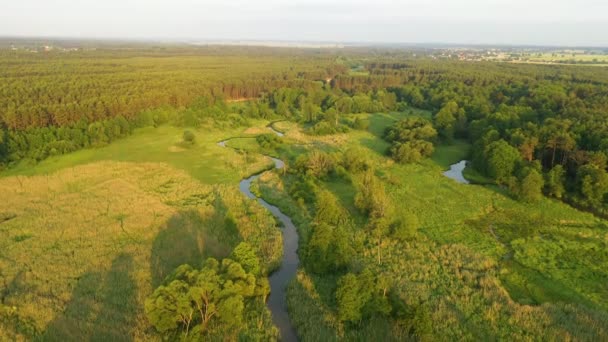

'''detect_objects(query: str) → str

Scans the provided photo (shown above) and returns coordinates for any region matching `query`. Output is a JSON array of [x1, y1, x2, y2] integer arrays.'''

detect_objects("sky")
[[1, 0, 607, 46]]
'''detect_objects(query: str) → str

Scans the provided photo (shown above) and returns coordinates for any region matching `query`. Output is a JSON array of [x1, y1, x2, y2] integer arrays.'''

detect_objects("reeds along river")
[[219, 136, 299, 342]]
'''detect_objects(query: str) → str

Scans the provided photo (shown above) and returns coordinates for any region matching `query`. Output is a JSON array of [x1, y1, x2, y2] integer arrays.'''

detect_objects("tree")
[[305, 196, 354, 274], [306, 222, 333, 273], [231, 242, 260, 275], [516, 167, 544, 202], [434, 101, 460, 141], [385, 117, 437, 164], [303, 100, 321, 122], [341, 146, 370, 172], [294, 150, 336, 179], [335, 97, 353, 114], [390, 141, 434, 164], [276, 101, 290, 117], [0, 124, 8, 164], [336, 269, 391, 323], [576, 164, 608, 209], [145, 279, 193, 333], [256, 133, 281, 149], [323, 108, 339, 127], [351, 117, 369, 130], [484, 139, 522, 184], [545, 165, 565, 199], [315, 190, 347, 226], [360, 268, 391, 317], [217, 295, 244, 327], [368, 216, 392, 264], [355, 170, 392, 219], [145, 256, 268, 339], [412, 305, 433, 341], [385, 117, 437, 143], [336, 273, 365, 323], [87, 122, 109, 147]]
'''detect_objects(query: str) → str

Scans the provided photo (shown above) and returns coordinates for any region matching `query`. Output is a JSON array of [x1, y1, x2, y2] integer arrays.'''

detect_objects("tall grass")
[[0, 160, 282, 340]]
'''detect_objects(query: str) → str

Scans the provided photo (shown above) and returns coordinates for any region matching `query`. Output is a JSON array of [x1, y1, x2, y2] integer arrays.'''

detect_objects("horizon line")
[[1, 35, 607, 50]]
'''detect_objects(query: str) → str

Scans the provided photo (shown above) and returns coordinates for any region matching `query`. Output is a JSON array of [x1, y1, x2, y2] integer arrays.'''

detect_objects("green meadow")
[[1, 122, 274, 184]]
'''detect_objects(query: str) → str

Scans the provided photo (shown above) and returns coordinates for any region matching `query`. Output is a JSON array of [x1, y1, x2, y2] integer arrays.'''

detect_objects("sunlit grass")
[[1, 122, 274, 184]]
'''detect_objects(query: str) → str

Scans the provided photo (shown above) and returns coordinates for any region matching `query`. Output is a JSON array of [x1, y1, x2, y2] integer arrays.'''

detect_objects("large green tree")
[[577, 164, 608, 209], [484, 139, 522, 184], [145, 255, 269, 339], [545, 165, 565, 199], [515, 167, 544, 202], [336, 269, 391, 323], [305, 191, 354, 273], [385, 117, 437, 164], [434, 101, 463, 141]]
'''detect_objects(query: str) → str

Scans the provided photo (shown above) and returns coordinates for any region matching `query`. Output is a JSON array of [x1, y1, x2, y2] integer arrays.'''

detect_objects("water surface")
[[443, 160, 470, 184]]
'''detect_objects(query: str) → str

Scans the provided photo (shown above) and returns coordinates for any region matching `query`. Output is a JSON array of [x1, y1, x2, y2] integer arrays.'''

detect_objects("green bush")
[[182, 130, 196, 144]]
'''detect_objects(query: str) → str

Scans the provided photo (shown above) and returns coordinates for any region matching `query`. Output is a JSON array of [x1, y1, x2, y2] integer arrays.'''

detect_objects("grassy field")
[[0, 122, 283, 340], [253, 111, 608, 340], [1, 122, 274, 184]]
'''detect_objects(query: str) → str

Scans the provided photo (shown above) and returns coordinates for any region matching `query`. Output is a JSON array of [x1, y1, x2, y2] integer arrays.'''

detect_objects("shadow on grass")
[[286, 273, 339, 342], [150, 196, 240, 287], [42, 253, 137, 341], [544, 302, 608, 340], [324, 178, 367, 227], [359, 137, 390, 157], [40, 195, 243, 340], [366, 113, 399, 139]]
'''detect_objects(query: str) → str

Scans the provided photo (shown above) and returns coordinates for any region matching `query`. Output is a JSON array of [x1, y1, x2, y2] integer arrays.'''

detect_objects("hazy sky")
[[1, 0, 607, 46]]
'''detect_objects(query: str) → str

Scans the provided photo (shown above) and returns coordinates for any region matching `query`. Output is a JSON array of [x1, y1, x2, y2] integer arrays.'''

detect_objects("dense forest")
[[1, 45, 608, 340]]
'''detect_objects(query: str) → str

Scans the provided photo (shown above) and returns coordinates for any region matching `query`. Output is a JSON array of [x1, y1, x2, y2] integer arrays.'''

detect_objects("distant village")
[[427, 47, 608, 65]]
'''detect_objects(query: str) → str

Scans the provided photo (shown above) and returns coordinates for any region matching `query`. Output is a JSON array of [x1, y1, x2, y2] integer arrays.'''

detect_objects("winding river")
[[220, 131, 467, 340], [218, 131, 299, 342]]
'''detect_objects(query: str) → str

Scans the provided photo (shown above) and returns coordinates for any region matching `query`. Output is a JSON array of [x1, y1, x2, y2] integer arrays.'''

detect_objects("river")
[[268, 123, 285, 137], [218, 137, 299, 342]]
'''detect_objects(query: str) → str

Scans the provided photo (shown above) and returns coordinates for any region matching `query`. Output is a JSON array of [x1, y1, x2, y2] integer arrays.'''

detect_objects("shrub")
[[182, 130, 196, 144]]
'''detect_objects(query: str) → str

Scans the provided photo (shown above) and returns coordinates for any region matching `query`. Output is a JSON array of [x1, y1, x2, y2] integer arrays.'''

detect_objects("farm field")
[[515, 52, 608, 66]]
